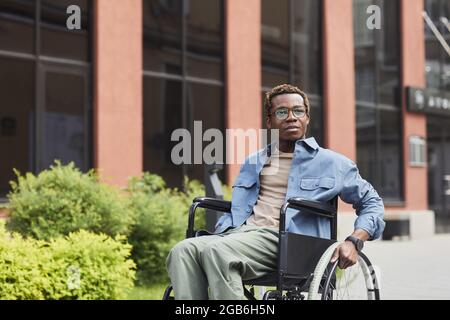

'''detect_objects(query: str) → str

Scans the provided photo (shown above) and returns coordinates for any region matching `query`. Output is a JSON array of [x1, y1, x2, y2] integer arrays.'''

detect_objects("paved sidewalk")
[[363, 234, 450, 300]]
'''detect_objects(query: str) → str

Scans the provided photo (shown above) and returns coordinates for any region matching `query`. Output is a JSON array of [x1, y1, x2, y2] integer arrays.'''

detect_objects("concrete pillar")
[[382, 0, 434, 239], [225, 0, 262, 185], [323, 0, 356, 216], [323, 0, 356, 161], [399, 0, 428, 211], [93, 0, 143, 187]]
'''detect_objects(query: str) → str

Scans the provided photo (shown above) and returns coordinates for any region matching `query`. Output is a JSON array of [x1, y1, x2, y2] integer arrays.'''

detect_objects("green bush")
[[181, 176, 232, 228], [5, 160, 233, 289], [126, 173, 186, 285], [126, 173, 232, 285], [6, 161, 134, 240], [181, 176, 207, 230], [0, 221, 135, 300]]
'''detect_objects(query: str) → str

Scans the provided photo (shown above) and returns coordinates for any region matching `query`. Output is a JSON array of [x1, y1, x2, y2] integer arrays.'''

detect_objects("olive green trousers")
[[166, 225, 279, 300]]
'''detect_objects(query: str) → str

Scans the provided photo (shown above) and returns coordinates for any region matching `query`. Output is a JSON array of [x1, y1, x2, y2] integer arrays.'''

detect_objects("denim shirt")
[[215, 137, 385, 240]]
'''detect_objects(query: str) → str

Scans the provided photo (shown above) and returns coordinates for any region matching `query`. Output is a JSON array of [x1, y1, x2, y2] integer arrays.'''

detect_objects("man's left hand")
[[330, 242, 358, 269]]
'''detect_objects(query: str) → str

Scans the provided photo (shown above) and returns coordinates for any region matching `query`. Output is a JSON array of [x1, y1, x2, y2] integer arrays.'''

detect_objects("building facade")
[[0, 0, 449, 238]]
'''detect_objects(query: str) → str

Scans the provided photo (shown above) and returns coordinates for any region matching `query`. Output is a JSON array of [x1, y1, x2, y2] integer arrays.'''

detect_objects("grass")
[[126, 283, 168, 300], [126, 283, 280, 300], [126, 284, 273, 300]]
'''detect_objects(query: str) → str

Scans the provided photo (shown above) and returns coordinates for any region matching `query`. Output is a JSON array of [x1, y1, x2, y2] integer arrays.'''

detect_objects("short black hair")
[[264, 84, 310, 118]]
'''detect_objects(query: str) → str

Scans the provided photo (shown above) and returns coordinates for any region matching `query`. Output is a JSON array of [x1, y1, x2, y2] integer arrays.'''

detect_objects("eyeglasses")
[[271, 107, 307, 120]]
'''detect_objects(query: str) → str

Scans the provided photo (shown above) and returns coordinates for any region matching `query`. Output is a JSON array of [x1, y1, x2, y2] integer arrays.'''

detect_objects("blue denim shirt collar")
[[263, 137, 319, 157], [297, 137, 319, 151], [255, 137, 319, 174]]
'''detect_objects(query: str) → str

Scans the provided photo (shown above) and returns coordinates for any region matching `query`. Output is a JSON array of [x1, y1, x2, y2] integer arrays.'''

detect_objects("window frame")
[[0, 0, 93, 200], [354, 0, 404, 203], [261, 0, 324, 145], [142, 0, 225, 189], [424, 0, 450, 91]]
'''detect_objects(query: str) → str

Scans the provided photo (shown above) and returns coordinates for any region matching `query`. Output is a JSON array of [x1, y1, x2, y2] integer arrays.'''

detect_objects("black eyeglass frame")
[[270, 106, 308, 120]]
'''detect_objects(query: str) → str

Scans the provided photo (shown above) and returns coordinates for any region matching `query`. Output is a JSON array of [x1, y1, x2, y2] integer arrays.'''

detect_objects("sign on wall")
[[409, 136, 426, 167], [407, 87, 450, 116]]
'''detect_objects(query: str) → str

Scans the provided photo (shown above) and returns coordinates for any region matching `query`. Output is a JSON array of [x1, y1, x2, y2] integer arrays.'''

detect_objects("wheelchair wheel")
[[308, 242, 381, 300]]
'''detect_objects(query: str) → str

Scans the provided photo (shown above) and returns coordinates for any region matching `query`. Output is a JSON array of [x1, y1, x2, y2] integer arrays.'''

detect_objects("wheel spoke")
[[319, 257, 377, 300]]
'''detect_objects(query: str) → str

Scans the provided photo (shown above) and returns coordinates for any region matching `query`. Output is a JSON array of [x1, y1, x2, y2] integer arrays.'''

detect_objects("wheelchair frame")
[[163, 196, 380, 300]]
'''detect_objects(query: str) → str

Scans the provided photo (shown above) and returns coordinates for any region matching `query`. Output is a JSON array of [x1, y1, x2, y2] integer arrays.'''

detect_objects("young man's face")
[[266, 93, 310, 143]]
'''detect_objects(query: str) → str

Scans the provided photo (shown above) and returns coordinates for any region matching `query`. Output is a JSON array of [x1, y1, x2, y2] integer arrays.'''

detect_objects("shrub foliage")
[[0, 222, 135, 300], [7, 162, 133, 240]]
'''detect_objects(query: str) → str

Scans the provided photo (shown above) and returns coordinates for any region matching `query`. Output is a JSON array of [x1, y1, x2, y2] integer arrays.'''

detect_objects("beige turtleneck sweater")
[[246, 146, 293, 228]]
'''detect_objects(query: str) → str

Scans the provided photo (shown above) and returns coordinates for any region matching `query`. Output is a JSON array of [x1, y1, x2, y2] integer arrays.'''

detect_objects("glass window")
[[261, 0, 324, 145], [143, 77, 183, 188], [186, 0, 223, 80], [261, 0, 290, 88], [0, 0, 35, 53], [354, 0, 401, 107], [0, 57, 35, 196], [424, 0, 450, 91], [379, 109, 402, 201], [292, 0, 322, 96], [0, 0, 92, 198], [41, 68, 89, 171], [143, 0, 182, 74], [41, 0, 90, 61], [308, 95, 324, 145], [354, 0, 403, 202], [356, 106, 377, 181], [186, 82, 224, 182], [143, 0, 225, 189], [378, 0, 400, 107]]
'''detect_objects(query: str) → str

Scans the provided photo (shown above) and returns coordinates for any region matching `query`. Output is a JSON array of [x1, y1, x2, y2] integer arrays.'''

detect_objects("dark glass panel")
[[356, 105, 377, 188], [377, 0, 400, 107], [445, 54, 450, 91], [307, 96, 323, 146], [143, 0, 182, 74], [354, 0, 403, 201], [41, 0, 90, 61], [261, 0, 289, 88], [0, 57, 35, 195], [0, 0, 35, 53], [186, 82, 224, 183], [378, 109, 402, 201], [426, 116, 450, 233], [426, 40, 444, 89], [143, 76, 183, 188], [292, 0, 322, 95], [262, 0, 323, 145], [424, 0, 450, 91], [186, 0, 223, 80], [354, 0, 376, 104], [41, 69, 88, 171]]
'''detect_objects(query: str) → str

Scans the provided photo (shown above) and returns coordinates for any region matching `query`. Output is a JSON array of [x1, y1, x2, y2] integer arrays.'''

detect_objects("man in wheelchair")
[[166, 84, 385, 300]]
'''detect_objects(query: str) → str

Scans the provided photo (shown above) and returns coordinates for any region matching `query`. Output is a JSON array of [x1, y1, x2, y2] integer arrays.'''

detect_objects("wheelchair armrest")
[[193, 197, 232, 212], [187, 197, 232, 238], [286, 198, 336, 218], [279, 198, 337, 233]]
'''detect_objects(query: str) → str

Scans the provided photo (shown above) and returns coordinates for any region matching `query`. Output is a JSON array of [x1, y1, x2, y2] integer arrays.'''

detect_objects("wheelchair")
[[163, 196, 381, 300]]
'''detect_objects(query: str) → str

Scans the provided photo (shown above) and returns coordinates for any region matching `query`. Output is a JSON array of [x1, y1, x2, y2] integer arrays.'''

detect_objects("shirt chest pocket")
[[232, 175, 258, 211], [300, 177, 335, 190]]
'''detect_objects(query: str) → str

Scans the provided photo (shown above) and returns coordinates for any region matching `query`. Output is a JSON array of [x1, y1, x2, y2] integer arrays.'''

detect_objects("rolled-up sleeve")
[[339, 160, 385, 240]]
